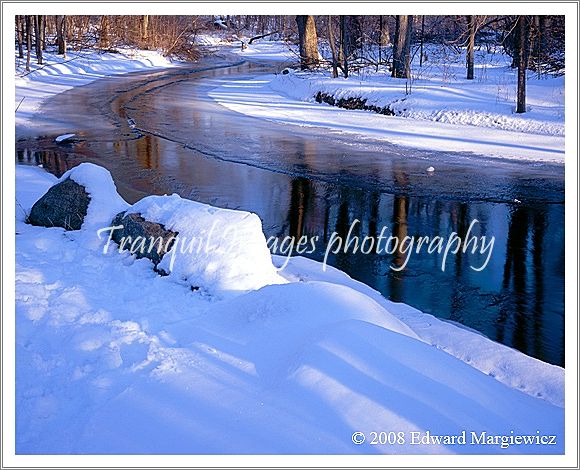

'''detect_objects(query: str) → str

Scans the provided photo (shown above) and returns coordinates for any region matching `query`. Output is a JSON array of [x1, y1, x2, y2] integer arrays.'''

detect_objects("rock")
[[314, 91, 396, 116], [28, 177, 91, 230], [111, 211, 178, 270]]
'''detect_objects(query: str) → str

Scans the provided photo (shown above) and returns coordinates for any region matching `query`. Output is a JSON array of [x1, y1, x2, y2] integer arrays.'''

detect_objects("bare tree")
[[56, 15, 66, 55], [466, 15, 475, 79], [379, 15, 390, 46], [100, 15, 109, 50], [340, 15, 349, 77], [530, 15, 547, 78], [378, 15, 390, 65], [34, 15, 42, 65], [40, 15, 46, 51], [343, 16, 361, 59], [327, 16, 339, 78], [295, 15, 319, 70], [392, 15, 400, 74], [516, 15, 529, 113], [141, 15, 149, 47], [419, 15, 425, 67], [16, 15, 24, 58], [392, 15, 413, 78], [25, 15, 32, 72]]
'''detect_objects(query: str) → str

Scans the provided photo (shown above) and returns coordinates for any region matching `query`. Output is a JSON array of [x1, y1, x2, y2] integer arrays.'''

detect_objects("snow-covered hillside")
[[15, 164, 564, 454]]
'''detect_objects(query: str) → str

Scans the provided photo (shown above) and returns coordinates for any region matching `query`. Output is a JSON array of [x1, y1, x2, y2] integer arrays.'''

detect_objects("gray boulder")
[[111, 211, 178, 271], [28, 177, 91, 231]]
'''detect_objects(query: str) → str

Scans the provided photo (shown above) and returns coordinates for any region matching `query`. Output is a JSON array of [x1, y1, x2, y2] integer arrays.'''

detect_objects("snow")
[[15, 47, 178, 135], [275, 256, 565, 408], [60, 163, 129, 235], [209, 44, 564, 163], [231, 39, 297, 63], [54, 133, 75, 143], [125, 194, 286, 297], [194, 34, 225, 46], [15, 164, 564, 454]]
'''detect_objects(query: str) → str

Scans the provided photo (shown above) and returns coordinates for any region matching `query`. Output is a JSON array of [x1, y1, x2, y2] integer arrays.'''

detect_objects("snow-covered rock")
[[57, 163, 130, 231], [27, 163, 128, 232], [28, 177, 90, 230], [110, 211, 178, 270], [125, 194, 286, 296]]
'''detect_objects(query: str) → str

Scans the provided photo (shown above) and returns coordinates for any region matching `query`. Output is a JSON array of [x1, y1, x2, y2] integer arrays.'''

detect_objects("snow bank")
[[15, 166, 57, 220], [14, 165, 565, 454], [125, 194, 285, 296], [194, 34, 229, 47], [77, 280, 563, 454], [202, 281, 420, 355], [276, 256, 565, 408], [269, 71, 565, 137]]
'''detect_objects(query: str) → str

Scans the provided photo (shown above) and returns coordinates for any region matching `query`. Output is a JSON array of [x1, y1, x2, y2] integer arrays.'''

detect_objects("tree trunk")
[[516, 15, 528, 113], [466, 15, 475, 79], [343, 16, 361, 59], [378, 15, 383, 64], [340, 15, 348, 78], [33, 15, 42, 64], [392, 15, 413, 78], [56, 15, 66, 55], [34, 15, 42, 65], [327, 16, 339, 78], [25, 15, 32, 72], [40, 15, 46, 51], [141, 15, 149, 47], [100, 15, 109, 50], [16, 15, 24, 58], [295, 15, 319, 70], [66, 15, 72, 42], [379, 15, 390, 47], [63, 16, 68, 57], [419, 15, 425, 67], [534, 15, 546, 78], [392, 16, 400, 76]]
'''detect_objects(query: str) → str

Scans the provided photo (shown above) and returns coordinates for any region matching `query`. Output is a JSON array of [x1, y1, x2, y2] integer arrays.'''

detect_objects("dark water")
[[16, 57, 565, 366]]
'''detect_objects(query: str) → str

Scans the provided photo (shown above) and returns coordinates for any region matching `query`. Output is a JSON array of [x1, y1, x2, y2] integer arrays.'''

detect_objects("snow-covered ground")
[[233, 38, 299, 63], [15, 164, 564, 454], [211, 41, 565, 163], [15, 47, 178, 135]]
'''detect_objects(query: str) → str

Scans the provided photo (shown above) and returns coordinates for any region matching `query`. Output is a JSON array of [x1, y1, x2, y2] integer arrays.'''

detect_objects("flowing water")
[[16, 55, 565, 366]]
